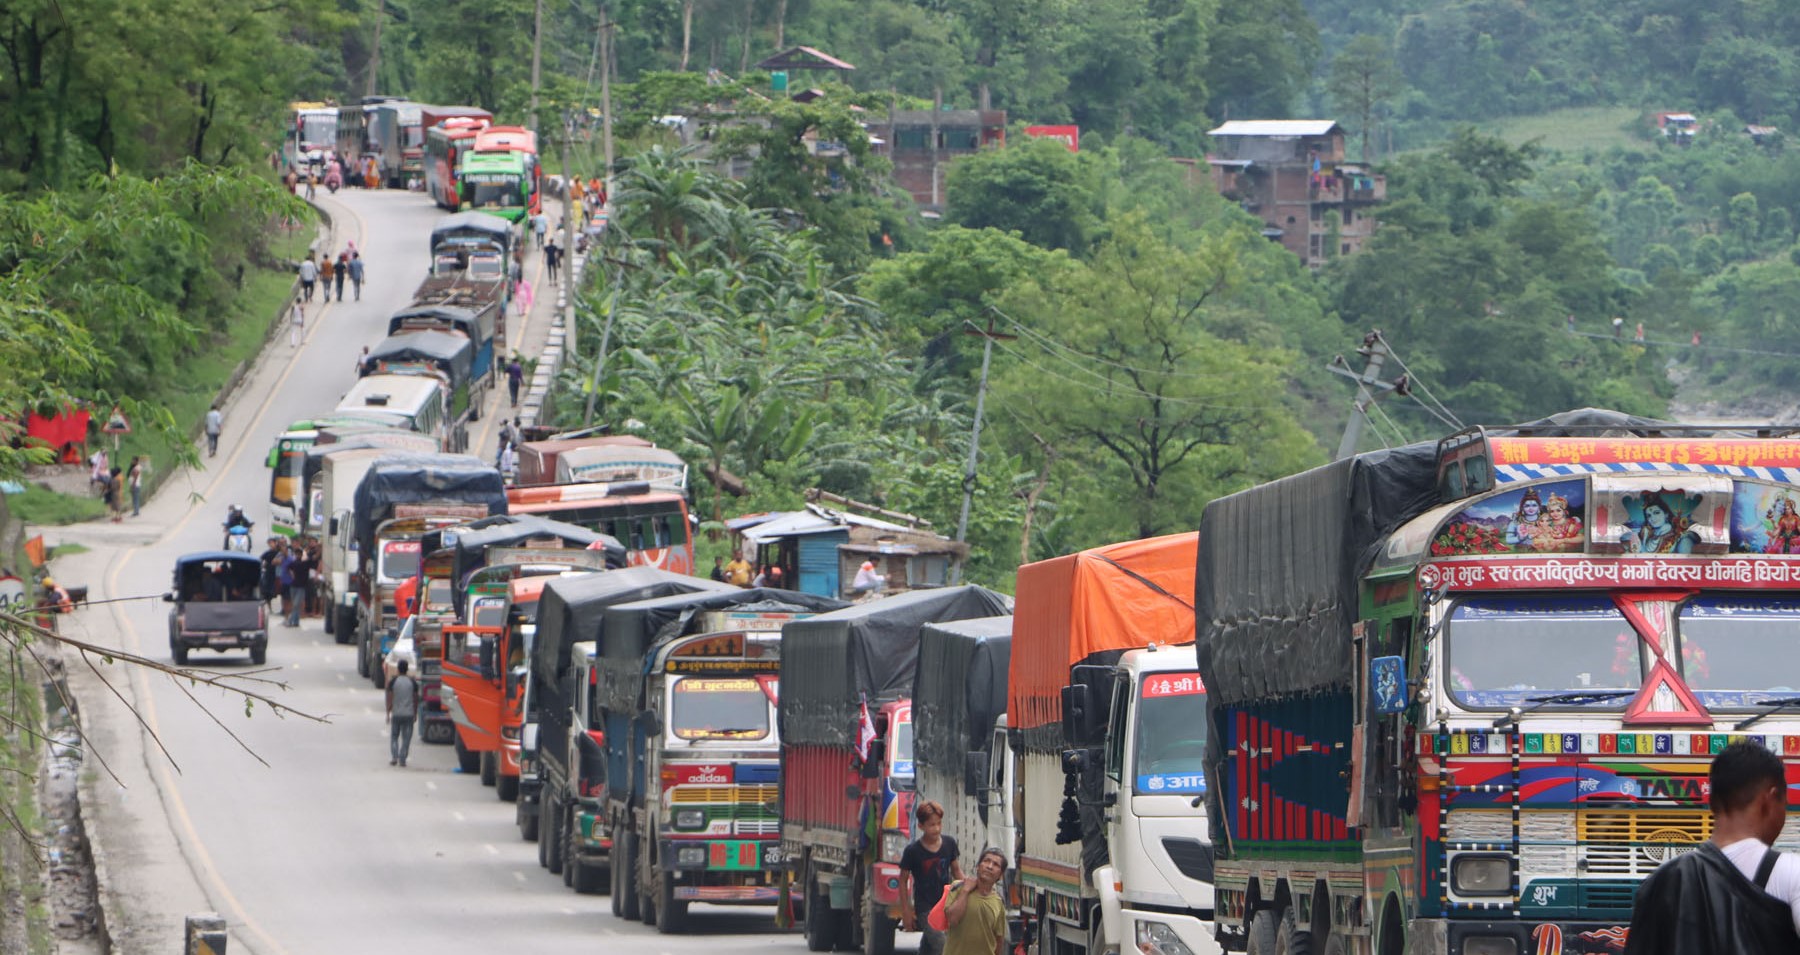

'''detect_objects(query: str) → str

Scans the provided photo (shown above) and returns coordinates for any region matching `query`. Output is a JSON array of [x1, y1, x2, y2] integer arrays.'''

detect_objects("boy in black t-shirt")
[[899, 800, 964, 955]]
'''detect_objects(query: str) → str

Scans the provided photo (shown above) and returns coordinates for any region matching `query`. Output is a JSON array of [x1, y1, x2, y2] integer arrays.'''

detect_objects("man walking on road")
[[532, 211, 549, 248], [506, 357, 524, 406], [899, 801, 963, 955], [387, 659, 420, 768], [297, 256, 317, 302], [545, 238, 561, 286], [204, 405, 223, 458], [334, 252, 349, 302], [348, 251, 365, 301]]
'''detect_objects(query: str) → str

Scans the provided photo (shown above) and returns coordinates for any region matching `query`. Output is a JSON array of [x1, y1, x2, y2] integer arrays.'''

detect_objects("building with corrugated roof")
[[1204, 120, 1386, 267]]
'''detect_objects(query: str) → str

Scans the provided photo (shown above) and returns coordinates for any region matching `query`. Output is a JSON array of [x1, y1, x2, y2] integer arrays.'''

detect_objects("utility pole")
[[1326, 330, 1410, 460], [366, 0, 385, 98], [584, 284, 619, 427], [951, 316, 1017, 583], [599, 7, 616, 209], [560, 115, 578, 356], [530, 0, 544, 133]]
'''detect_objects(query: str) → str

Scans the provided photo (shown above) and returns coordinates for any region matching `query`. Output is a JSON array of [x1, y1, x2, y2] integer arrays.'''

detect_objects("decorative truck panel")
[[781, 743, 862, 836]]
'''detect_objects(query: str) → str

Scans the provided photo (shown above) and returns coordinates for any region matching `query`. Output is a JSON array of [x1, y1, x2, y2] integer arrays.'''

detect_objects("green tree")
[[992, 218, 1319, 541], [944, 136, 1105, 254], [1327, 34, 1404, 162], [1202, 0, 1318, 120]]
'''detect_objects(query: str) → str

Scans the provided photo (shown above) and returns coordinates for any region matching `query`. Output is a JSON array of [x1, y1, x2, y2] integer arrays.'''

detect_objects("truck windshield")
[[1134, 674, 1207, 794], [1445, 595, 1639, 709], [890, 719, 915, 779], [671, 677, 770, 741], [1678, 596, 1800, 707], [380, 541, 421, 581]]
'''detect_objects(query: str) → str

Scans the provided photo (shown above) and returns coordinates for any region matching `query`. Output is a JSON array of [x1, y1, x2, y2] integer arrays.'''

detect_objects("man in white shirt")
[[1625, 741, 1800, 952]]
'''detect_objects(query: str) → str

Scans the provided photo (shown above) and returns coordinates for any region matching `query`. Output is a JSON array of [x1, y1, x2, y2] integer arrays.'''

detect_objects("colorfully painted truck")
[[1010, 533, 1214, 955], [523, 570, 734, 881], [350, 456, 506, 686], [780, 585, 1013, 955], [596, 589, 846, 928], [1193, 411, 1800, 955]]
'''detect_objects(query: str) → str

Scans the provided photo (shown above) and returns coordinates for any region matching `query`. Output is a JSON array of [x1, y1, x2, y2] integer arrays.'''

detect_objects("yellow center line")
[[100, 195, 368, 955]]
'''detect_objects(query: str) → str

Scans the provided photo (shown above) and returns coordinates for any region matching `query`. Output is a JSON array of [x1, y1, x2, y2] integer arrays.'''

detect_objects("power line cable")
[[1372, 331, 1463, 429], [989, 339, 1273, 413]]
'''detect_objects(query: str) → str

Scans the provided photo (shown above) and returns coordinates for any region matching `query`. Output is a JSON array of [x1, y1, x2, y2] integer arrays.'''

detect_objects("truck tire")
[[455, 736, 480, 774], [804, 862, 843, 952], [480, 752, 497, 786], [323, 605, 334, 635], [519, 801, 540, 842], [563, 806, 577, 888], [1276, 908, 1311, 955], [638, 830, 658, 925], [1246, 910, 1279, 955], [571, 853, 605, 894], [250, 642, 267, 666], [615, 827, 642, 921], [171, 642, 189, 666], [356, 624, 370, 677], [497, 772, 519, 802], [543, 797, 563, 873], [862, 885, 896, 955], [335, 605, 356, 645], [371, 661, 386, 689], [657, 876, 688, 934]]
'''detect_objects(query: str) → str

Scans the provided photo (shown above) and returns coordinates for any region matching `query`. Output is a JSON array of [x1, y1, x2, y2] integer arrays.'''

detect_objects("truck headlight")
[[675, 809, 706, 830], [676, 846, 707, 867], [1451, 855, 1511, 896], [1134, 920, 1195, 955], [1461, 938, 1517, 955], [881, 832, 907, 861]]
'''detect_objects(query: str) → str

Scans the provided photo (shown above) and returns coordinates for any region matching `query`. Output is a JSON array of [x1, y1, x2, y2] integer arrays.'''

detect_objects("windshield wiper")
[[1493, 691, 1635, 729], [1734, 697, 1800, 732]]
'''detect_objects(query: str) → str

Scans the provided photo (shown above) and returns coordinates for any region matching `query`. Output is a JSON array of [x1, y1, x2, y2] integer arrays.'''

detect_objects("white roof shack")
[[1209, 120, 1342, 138], [738, 504, 916, 543]]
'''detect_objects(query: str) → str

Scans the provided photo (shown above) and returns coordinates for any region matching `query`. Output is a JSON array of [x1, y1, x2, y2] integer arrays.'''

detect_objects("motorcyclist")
[[225, 504, 252, 530]]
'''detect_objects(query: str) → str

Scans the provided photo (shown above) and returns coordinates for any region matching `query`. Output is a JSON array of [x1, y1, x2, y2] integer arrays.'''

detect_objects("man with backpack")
[[386, 659, 421, 768]]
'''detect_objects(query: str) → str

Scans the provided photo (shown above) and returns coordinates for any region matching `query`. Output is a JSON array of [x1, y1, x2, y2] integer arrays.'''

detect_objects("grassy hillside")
[[1483, 107, 1645, 154]]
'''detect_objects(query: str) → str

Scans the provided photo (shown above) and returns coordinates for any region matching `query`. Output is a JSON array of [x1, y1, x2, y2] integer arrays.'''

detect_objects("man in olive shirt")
[[945, 849, 1008, 955]]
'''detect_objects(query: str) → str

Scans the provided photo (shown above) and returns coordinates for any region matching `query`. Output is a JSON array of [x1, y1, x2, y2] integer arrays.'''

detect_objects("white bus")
[[335, 374, 463, 453]]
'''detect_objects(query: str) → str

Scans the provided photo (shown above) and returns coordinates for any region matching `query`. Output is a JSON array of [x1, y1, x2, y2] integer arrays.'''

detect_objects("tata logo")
[[1640, 827, 1700, 865]]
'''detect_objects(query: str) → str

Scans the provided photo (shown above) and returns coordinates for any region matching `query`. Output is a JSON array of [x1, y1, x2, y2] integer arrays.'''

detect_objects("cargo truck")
[[522, 569, 735, 874], [317, 446, 439, 644], [780, 586, 1013, 955], [1191, 411, 1800, 955], [597, 589, 847, 927], [349, 456, 506, 685], [1010, 533, 1213, 955]]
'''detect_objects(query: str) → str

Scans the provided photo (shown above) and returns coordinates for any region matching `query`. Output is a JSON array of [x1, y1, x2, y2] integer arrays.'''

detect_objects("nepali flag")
[[856, 694, 877, 763]]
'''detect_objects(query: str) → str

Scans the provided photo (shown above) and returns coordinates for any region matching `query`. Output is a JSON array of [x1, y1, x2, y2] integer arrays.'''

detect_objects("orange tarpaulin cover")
[[1008, 532, 1198, 733]]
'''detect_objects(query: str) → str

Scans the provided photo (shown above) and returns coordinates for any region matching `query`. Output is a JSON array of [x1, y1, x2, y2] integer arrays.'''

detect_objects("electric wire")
[[1372, 331, 1463, 430], [988, 338, 1273, 413]]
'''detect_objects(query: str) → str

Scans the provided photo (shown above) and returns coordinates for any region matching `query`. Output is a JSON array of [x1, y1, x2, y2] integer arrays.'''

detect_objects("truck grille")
[[1578, 810, 1710, 877], [1160, 838, 1214, 883], [669, 784, 778, 806]]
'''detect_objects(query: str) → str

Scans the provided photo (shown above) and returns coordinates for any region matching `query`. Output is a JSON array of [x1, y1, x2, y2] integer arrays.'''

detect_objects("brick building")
[[866, 108, 1007, 210], [1205, 120, 1385, 267]]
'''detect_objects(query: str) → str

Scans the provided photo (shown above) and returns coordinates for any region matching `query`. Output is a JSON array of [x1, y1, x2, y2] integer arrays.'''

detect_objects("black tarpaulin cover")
[[529, 569, 734, 768], [367, 331, 474, 386], [914, 616, 1012, 776], [350, 455, 506, 561], [779, 586, 1014, 748], [595, 588, 849, 713], [1195, 443, 1438, 707], [419, 514, 623, 615]]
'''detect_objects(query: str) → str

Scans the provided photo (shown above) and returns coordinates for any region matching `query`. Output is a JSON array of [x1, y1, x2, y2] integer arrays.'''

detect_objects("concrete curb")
[[518, 245, 590, 433], [74, 689, 125, 955]]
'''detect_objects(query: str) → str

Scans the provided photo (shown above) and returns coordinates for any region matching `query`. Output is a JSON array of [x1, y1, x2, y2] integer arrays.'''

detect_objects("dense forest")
[[5, 0, 1800, 575]]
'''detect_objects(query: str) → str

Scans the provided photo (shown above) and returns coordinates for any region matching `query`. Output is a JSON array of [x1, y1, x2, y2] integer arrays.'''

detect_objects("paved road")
[[52, 188, 848, 955]]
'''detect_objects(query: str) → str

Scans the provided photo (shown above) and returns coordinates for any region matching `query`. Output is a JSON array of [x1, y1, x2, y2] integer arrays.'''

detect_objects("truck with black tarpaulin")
[[1189, 410, 1800, 955], [596, 588, 847, 929], [780, 585, 1013, 955], [523, 569, 734, 881], [350, 455, 507, 686]]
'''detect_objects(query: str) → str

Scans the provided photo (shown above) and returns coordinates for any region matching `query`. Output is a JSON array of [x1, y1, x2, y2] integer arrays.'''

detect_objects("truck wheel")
[[657, 876, 688, 934], [545, 799, 565, 874], [335, 606, 356, 645], [804, 862, 839, 952], [637, 833, 658, 926], [480, 752, 497, 787], [171, 642, 189, 666], [1275, 908, 1311, 955], [371, 661, 386, 689], [1245, 910, 1279, 955], [250, 642, 267, 666], [862, 885, 896, 955], [562, 807, 577, 887], [323, 606, 334, 635], [571, 853, 605, 894], [519, 801, 540, 842], [497, 772, 519, 802], [455, 736, 480, 774], [356, 624, 370, 677], [615, 827, 642, 921]]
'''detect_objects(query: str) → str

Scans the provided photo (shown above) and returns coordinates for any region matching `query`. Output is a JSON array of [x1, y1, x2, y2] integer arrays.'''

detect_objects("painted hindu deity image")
[[1730, 483, 1800, 554], [1430, 480, 1587, 556], [1616, 489, 1701, 554]]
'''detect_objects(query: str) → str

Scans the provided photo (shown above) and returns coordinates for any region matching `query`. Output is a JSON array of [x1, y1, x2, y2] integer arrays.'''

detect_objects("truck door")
[[1103, 673, 1130, 863]]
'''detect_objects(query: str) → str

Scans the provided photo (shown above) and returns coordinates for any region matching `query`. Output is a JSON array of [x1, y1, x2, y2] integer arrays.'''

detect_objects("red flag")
[[856, 695, 877, 763]]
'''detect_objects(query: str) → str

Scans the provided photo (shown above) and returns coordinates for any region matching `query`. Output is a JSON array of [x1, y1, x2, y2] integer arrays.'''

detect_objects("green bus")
[[458, 151, 532, 224]]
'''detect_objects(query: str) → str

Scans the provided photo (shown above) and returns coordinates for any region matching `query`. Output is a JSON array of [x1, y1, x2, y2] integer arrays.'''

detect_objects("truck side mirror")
[[1370, 655, 1408, 715], [860, 739, 886, 779], [162, 591, 176, 603], [635, 709, 663, 737], [479, 638, 496, 680], [964, 751, 992, 797], [329, 517, 340, 537], [1061, 684, 1094, 747]]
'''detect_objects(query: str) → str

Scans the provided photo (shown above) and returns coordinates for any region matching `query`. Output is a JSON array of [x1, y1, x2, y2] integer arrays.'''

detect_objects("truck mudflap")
[[1437, 919, 1631, 955]]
